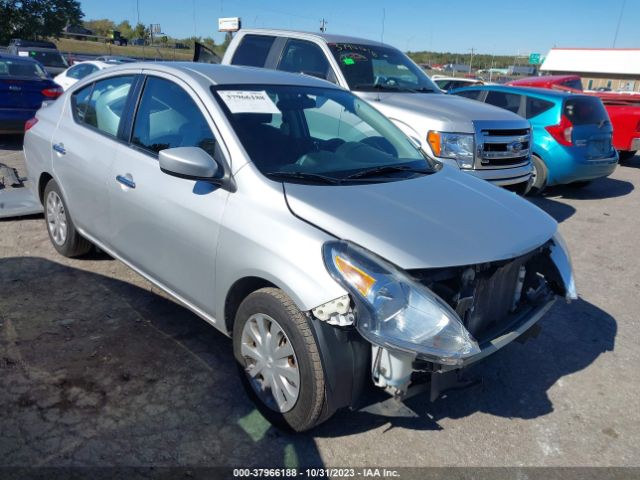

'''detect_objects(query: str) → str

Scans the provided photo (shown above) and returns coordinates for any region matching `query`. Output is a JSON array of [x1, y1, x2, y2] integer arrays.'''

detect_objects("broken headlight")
[[323, 241, 480, 365]]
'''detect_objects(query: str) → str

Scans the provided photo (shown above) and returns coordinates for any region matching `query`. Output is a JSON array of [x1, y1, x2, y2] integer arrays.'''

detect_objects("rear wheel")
[[528, 154, 548, 196], [43, 180, 92, 257], [233, 288, 327, 432], [619, 150, 637, 162]]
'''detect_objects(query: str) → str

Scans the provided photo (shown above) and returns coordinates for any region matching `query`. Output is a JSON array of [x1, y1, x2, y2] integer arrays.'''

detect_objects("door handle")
[[52, 143, 66, 155], [116, 175, 136, 189]]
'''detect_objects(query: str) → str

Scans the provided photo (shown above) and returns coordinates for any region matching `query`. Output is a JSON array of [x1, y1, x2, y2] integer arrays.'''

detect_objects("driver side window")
[[277, 39, 333, 82], [131, 77, 217, 157]]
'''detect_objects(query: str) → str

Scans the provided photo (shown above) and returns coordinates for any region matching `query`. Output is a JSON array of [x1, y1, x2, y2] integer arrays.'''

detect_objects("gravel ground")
[[1, 135, 639, 468]]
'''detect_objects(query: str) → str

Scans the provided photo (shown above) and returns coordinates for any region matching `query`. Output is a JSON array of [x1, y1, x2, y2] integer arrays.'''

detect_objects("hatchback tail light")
[[41, 87, 63, 98], [545, 114, 573, 146], [25, 117, 38, 132]]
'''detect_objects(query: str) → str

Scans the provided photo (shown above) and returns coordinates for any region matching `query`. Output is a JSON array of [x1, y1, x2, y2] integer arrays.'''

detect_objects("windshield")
[[24, 50, 68, 68], [0, 58, 49, 79], [214, 85, 436, 184], [328, 43, 439, 93]]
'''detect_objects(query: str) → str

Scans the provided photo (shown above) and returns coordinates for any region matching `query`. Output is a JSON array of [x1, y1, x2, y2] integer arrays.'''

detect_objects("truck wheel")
[[233, 288, 327, 432], [619, 150, 636, 162], [528, 154, 548, 196], [43, 179, 92, 257]]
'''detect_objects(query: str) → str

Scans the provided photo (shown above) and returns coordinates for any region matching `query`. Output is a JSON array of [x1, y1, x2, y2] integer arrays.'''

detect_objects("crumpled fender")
[[550, 232, 578, 301]]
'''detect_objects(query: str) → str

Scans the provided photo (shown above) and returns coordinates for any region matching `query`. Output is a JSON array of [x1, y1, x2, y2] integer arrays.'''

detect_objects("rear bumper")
[[546, 150, 618, 185], [0, 109, 36, 134]]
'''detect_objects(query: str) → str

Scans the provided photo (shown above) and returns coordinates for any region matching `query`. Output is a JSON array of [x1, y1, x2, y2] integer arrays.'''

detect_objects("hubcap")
[[46, 191, 67, 246], [240, 313, 300, 413]]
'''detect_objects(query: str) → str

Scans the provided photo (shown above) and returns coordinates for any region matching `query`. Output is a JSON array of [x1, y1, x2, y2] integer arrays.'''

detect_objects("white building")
[[541, 48, 640, 92]]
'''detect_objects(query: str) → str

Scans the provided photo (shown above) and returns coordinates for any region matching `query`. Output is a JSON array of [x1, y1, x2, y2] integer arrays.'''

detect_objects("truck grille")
[[476, 128, 531, 169]]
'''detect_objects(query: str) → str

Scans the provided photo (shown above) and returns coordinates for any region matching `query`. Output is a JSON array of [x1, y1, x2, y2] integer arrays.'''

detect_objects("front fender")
[[550, 232, 578, 301]]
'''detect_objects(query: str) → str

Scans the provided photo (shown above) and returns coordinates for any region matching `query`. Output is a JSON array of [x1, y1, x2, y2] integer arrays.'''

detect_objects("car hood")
[[284, 166, 557, 269], [356, 91, 526, 131]]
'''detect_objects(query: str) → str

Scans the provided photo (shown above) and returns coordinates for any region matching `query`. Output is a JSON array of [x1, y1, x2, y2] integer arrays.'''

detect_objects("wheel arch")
[[38, 172, 54, 204], [224, 276, 278, 335]]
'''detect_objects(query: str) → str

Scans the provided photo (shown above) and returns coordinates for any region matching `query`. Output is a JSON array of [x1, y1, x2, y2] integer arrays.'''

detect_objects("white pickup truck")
[[220, 29, 534, 193]]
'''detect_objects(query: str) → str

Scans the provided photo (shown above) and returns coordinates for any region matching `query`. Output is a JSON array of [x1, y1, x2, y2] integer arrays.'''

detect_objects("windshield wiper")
[[266, 171, 342, 184], [343, 165, 433, 180]]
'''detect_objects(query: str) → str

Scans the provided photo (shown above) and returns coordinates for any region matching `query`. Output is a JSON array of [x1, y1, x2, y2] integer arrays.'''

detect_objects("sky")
[[81, 0, 639, 56]]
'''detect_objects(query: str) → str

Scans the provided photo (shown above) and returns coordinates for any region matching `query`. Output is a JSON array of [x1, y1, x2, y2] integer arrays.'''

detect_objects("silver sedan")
[[23, 63, 576, 431]]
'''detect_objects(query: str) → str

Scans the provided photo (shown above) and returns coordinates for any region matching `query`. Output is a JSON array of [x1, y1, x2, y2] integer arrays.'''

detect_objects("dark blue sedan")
[[0, 54, 62, 134]]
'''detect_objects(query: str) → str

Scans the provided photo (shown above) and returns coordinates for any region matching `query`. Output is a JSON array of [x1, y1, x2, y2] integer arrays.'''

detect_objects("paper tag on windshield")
[[18, 51, 29, 57], [218, 90, 280, 114]]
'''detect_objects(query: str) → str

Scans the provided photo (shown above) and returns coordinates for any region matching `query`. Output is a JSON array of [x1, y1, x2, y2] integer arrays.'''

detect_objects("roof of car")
[[237, 28, 397, 49], [95, 62, 343, 88], [451, 84, 577, 99]]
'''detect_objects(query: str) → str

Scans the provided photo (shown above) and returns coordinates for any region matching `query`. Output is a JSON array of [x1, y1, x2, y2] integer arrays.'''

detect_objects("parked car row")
[[449, 85, 619, 193]]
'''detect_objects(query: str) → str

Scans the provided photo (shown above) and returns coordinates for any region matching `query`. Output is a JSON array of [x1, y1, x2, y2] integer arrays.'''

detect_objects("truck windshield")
[[214, 85, 436, 184], [328, 43, 439, 94]]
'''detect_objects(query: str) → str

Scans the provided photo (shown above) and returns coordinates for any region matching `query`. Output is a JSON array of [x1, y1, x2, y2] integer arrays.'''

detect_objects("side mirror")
[[159, 147, 219, 180]]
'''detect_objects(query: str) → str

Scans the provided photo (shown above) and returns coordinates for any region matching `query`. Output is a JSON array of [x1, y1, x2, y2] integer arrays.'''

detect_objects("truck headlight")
[[427, 131, 475, 169], [323, 241, 480, 365]]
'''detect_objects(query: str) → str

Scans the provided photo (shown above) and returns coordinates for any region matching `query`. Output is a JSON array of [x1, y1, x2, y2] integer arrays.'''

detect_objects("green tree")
[[1, 0, 84, 44], [116, 20, 134, 40], [83, 18, 115, 38], [133, 22, 147, 40]]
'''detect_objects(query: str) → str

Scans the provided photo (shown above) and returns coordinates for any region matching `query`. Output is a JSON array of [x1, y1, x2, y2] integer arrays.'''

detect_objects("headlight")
[[427, 131, 475, 169], [323, 241, 480, 365]]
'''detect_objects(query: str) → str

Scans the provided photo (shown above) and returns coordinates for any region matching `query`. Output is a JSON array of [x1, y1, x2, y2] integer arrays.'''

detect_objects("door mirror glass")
[[159, 147, 219, 179]]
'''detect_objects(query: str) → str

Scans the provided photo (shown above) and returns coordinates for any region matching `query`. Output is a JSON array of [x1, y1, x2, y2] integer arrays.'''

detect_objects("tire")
[[618, 150, 637, 162], [43, 179, 92, 257], [233, 288, 327, 432], [527, 154, 548, 196]]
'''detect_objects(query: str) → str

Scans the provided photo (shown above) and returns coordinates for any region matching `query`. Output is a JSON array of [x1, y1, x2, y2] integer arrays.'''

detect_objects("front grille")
[[408, 246, 555, 341], [476, 128, 531, 169]]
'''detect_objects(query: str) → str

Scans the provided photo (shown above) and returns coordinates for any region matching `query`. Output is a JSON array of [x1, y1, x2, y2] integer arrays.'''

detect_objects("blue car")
[[450, 85, 619, 193], [0, 54, 62, 134]]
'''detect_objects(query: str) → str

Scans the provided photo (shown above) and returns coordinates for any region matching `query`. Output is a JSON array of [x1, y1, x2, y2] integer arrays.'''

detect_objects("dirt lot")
[[1, 135, 639, 469]]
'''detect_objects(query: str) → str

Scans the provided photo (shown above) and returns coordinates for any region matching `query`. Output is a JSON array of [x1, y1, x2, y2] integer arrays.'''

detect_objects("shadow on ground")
[[0, 257, 616, 461], [544, 177, 634, 201], [0, 135, 23, 152]]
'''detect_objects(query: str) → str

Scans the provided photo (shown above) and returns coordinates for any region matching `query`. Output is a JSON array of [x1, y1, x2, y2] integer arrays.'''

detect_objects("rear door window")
[[72, 75, 135, 137], [563, 97, 609, 125], [561, 78, 583, 90], [230, 34, 276, 67], [277, 39, 331, 81], [484, 91, 523, 115], [525, 96, 554, 119]]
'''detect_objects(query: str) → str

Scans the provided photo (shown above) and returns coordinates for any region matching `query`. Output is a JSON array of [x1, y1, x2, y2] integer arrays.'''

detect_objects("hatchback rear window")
[[0, 59, 48, 79], [23, 50, 68, 68], [564, 97, 609, 125]]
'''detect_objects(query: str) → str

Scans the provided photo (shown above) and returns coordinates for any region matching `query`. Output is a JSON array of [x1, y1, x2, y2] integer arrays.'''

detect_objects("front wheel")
[[233, 288, 328, 432]]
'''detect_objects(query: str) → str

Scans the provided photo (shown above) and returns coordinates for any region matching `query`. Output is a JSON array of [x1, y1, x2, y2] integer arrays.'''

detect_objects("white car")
[[53, 61, 113, 90]]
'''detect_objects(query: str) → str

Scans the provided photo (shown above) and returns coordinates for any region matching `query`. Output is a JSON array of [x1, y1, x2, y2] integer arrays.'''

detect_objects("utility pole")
[[468, 47, 475, 75], [319, 18, 328, 33], [612, 0, 626, 47]]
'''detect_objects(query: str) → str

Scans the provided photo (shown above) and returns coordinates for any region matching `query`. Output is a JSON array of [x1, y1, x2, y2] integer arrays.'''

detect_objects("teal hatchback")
[[450, 85, 619, 194]]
